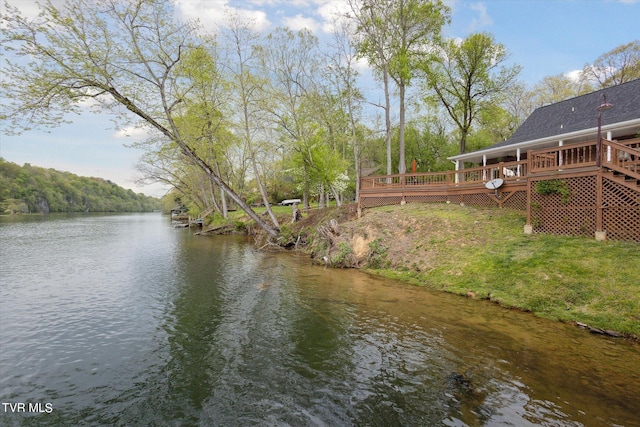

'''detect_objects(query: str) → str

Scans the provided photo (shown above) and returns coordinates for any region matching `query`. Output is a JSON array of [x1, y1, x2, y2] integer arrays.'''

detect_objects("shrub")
[[330, 242, 355, 268], [535, 179, 571, 204], [367, 238, 389, 269]]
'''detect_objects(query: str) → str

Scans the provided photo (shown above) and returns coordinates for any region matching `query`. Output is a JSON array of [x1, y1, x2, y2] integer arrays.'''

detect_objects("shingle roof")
[[486, 78, 640, 150]]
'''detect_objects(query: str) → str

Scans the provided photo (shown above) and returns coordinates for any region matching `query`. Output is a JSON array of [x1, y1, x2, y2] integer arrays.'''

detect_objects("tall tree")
[[530, 73, 591, 108], [386, 0, 449, 174], [326, 18, 364, 201], [348, 0, 449, 175], [582, 40, 640, 88], [500, 81, 535, 133], [222, 15, 280, 229], [261, 28, 331, 208], [300, 88, 351, 206], [0, 0, 280, 237], [421, 32, 521, 155], [402, 116, 455, 172], [173, 45, 235, 218], [347, 0, 394, 176]]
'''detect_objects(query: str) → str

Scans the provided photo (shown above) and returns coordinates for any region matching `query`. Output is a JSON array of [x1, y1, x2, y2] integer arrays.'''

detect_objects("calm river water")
[[0, 213, 639, 427]]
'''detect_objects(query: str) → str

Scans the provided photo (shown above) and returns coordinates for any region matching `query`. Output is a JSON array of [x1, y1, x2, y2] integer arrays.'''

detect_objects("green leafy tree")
[[326, 19, 364, 201], [386, 0, 449, 174], [348, 0, 449, 175], [347, 0, 394, 176], [222, 16, 280, 227], [529, 73, 592, 108], [582, 40, 640, 88], [0, 0, 279, 237], [421, 32, 521, 155], [500, 81, 535, 134], [261, 28, 340, 208], [401, 116, 455, 172], [465, 104, 516, 152]]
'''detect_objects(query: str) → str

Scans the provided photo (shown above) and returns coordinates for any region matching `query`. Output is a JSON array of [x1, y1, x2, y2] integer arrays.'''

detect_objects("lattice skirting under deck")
[[602, 177, 640, 242], [502, 191, 527, 210], [530, 175, 639, 242], [358, 173, 638, 241]]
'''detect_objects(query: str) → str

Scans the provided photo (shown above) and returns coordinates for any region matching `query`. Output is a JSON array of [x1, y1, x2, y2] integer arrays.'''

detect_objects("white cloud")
[[113, 126, 152, 140], [175, 0, 271, 32], [565, 69, 584, 82], [316, 0, 351, 33], [469, 2, 493, 31], [282, 13, 320, 32], [4, 0, 272, 33], [352, 55, 371, 73], [276, 1, 348, 34], [2, 0, 64, 19]]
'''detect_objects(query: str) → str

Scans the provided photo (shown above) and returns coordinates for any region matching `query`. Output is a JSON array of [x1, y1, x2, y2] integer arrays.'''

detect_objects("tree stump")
[[291, 203, 302, 223]]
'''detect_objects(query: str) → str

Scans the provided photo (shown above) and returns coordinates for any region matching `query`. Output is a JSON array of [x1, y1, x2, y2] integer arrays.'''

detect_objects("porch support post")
[[558, 140, 564, 167], [482, 155, 487, 180], [524, 178, 533, 234], [455, 160, 460, 184], [516, 149, 521, 176], [595, 172, 606, 241], [606, 131, 612, 163]]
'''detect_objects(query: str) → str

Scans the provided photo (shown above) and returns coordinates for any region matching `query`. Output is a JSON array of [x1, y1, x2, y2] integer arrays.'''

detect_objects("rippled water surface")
[[1, 213, 639, 426]]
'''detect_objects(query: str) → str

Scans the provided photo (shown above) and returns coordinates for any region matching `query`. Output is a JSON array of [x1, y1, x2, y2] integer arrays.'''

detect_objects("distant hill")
[[0, 158, 161, 214]]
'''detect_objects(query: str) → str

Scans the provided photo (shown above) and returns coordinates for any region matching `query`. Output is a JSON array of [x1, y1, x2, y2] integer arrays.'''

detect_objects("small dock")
[[171, 208, 190, 228]]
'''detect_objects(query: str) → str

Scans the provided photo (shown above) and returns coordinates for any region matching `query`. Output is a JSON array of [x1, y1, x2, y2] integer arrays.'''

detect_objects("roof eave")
[[448, 118, 640, 163]]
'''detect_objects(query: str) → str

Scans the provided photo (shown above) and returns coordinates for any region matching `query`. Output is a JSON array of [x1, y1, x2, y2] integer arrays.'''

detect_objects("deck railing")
[[361, 138, 640, 192], [529, 140, 598, 173], [603, 138, 640, 181], [528, 137, 640, 176], [360, 160, 528, 191], [358, 138, 640, 242]]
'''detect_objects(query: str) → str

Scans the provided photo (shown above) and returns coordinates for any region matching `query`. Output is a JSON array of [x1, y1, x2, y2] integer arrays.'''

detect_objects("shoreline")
[[238, 204, 640, 343]]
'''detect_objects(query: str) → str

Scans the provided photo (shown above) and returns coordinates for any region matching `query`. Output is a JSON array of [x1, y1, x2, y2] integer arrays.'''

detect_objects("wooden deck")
[[358, 138, 640, 241]]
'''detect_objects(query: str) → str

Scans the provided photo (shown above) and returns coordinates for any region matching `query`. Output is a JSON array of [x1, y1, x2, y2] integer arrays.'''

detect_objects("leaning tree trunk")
[[106, 87, 280, 238]]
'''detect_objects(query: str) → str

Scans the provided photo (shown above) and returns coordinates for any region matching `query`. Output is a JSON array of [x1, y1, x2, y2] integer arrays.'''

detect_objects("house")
[[449, 78, 640, 169], [359, 79, 640, 242]]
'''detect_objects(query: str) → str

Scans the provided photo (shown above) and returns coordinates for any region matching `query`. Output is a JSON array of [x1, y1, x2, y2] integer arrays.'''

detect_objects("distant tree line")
[[0, 159, 160, 214]]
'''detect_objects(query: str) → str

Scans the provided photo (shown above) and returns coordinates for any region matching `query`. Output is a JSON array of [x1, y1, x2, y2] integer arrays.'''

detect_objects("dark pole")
[[596, 110, 602, 168], [596, 94, 613, 169]]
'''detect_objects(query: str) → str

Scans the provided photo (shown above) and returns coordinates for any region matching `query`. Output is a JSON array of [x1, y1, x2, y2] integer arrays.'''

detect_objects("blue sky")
[[1, 0, 638, 197]]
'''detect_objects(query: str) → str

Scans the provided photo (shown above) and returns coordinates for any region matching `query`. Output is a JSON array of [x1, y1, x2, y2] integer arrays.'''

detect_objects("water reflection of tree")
[[107, 242, 640, 426], [113, 237, 238, 425]]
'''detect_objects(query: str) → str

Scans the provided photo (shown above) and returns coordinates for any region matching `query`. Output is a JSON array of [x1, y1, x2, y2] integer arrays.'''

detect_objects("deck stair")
[[602, 140, 640, 193], [605, 170, 640, 192]]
